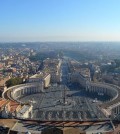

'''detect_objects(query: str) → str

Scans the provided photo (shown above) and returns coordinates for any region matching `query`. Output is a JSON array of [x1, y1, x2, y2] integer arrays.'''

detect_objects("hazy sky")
[[0, 0, 120, 42]]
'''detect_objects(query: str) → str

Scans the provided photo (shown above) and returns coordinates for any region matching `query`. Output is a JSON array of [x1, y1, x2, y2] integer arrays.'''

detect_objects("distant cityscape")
[[0, 42, 120, 133]]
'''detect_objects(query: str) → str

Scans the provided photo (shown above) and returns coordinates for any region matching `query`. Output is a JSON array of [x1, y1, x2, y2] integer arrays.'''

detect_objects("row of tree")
[[29, 51, 58, 62]]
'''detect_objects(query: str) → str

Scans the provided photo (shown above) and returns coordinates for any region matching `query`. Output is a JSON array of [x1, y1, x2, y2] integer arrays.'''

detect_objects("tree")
[[6, 77, 23, 88]]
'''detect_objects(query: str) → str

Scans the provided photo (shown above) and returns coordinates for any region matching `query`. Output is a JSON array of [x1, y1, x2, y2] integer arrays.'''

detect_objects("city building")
[[29, 72, 50, 88], [43, 58, 61, 83]]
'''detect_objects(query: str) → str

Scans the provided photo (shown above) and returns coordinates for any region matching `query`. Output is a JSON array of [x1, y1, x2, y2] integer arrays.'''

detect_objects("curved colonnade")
[[86, 82, 118, 102], [85, 82, 120, 117], [2, 81, 120, 119], [2, 82, 120, 107], [2, 83, 43, 102]]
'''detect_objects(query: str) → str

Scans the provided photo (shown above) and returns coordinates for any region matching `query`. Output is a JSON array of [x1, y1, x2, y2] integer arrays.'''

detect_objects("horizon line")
[[1, 41, 120, 43]]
